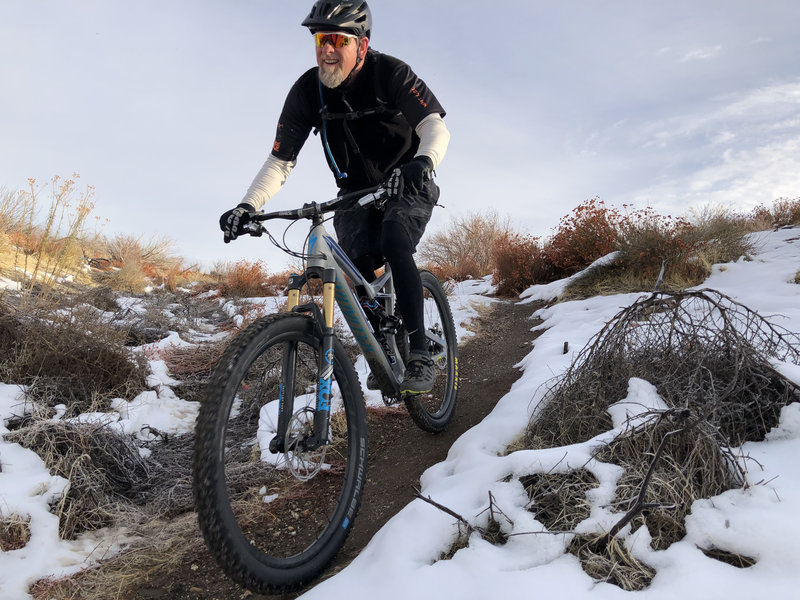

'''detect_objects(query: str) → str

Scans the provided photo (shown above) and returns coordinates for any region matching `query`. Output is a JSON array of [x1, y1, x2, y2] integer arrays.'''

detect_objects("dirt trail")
[[133, 298, 543, 600]]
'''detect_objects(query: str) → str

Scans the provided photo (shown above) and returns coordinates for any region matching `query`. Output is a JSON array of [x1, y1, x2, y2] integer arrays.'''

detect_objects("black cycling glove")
[[385, 156, 434, 200], [219, 203, 255, 243]]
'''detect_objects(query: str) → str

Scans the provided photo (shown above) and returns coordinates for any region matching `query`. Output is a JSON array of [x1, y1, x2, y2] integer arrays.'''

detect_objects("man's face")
[[314, 31, 368, 88]]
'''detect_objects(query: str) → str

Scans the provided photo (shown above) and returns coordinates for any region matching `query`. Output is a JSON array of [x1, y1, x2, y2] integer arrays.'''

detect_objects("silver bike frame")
[[305, 220, 407, 394]]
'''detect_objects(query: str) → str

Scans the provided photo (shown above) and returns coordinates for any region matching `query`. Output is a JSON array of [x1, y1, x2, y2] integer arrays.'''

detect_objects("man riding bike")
[[220, 0, 450, 394]]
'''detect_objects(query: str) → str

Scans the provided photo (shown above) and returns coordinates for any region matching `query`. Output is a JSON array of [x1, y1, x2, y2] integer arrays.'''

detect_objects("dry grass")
[[160, 340, 227, 380], [91, 261, 150, 294], [521, 469, 599, 531], [30, 512, 204, 600], [569, 534, 656, 591], [0, 513, 32, 551], [593, 411, 744, 551]]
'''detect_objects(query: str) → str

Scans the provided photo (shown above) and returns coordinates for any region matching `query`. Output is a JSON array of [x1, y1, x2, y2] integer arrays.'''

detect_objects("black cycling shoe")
[[400, 352, 435, 395]]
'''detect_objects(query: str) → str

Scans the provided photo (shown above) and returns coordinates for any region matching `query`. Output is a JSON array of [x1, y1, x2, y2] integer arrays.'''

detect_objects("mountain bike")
[[192, 186, 458, 593]]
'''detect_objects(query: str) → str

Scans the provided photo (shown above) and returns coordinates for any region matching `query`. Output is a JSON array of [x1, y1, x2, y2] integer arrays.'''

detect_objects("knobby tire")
[[404, 270, 459, 432], [192, 313, 367, 594]]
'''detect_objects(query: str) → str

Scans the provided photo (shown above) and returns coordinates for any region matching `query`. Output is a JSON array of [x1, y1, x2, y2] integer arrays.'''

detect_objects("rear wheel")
[[193, 313, 367, 593], [404, 271, 459, 432]]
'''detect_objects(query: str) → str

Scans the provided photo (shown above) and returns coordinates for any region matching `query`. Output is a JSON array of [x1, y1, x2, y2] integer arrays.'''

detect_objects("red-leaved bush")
[[545, 197, 621, 275], [492, 232, 552, 297]]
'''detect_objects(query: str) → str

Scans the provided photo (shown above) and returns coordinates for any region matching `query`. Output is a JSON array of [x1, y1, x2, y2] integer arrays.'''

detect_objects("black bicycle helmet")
[[301, 1, 372, 39]]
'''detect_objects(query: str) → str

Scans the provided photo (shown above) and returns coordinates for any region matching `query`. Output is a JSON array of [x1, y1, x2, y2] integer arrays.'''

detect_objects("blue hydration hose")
[[318, 78, 348, 180]]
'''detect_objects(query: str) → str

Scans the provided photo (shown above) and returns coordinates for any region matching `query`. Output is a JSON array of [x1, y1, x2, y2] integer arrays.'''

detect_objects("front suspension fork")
[[270, 268, 336, 453], [313, 268, 337, 446]]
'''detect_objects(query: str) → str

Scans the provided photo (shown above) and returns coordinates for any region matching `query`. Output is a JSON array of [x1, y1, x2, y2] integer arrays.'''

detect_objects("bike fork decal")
[[318, 348, 334, 412]]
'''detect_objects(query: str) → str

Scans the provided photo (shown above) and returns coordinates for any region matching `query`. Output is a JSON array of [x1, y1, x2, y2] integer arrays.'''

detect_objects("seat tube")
[[314, 267, 337, 444]]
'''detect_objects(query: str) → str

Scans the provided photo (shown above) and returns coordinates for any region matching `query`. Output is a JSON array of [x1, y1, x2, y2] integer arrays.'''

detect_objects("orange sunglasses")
[[313, 32, 357, 49]]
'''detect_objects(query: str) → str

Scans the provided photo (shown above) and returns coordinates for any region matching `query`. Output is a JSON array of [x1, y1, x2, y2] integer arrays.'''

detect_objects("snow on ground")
[[1, 231, 799, 598], [0, 275, 497, 598], [299, 227, 800, 600]]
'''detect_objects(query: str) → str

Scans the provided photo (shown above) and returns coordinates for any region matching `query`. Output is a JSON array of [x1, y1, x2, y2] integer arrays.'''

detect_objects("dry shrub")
[[546, 197, 621, 275], [753, 197, 800, 228], [747, 204, 776, 232], [0, 186, 28, 233], [0, 302, 148, 414], [519, 289, 797, 589], [102, 233, 179, 272], [75, 285, 119, 313], [685, 204, 755, 267], [491, 232, 552, 297], [419, 210, 514, 281], [6, 228, 42, 256], [564, 206, 756, 299], [4, 420, 150, 539], [138, 432, 196, 518], [160, 340, 227, 380], [164, 265, 214, 293], [521, 469, 599, 531], [616, 212, 699, 286], [569, 534, 655, 591], [92, 233, 186, 292], [215, 259, 274, 297], [0, 513, 32, 551], [528, 289, 800, 448]]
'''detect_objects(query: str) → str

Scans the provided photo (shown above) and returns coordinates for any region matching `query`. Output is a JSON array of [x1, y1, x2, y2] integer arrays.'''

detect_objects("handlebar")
[[250, 185, 386, 224]]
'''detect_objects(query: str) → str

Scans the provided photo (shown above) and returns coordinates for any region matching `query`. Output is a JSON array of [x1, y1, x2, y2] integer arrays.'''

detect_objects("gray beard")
[[319, 64, 346, 88]]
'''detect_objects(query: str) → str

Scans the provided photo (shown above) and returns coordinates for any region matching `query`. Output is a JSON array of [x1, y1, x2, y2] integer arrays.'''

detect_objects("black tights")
[[352, 221, 427, 354]]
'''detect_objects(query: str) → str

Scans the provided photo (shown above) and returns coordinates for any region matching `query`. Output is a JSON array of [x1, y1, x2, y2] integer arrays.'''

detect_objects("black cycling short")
[[333, 179, 439, 262]]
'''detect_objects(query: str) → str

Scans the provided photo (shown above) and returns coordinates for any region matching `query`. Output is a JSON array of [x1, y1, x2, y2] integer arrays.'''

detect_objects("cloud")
[[680, 45, 723, 62], [632, 136, 800, 213], [568, 78, 800, 215]]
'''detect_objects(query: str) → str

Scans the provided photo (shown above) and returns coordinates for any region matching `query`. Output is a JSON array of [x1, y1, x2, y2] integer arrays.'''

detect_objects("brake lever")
[[243, 221, 264, 237], [357, 187, 388, 209]]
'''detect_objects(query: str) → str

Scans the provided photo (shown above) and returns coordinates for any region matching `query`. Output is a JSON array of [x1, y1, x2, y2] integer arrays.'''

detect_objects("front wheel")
[[404, 270, 459, 432], [192, 313, 367, 594]]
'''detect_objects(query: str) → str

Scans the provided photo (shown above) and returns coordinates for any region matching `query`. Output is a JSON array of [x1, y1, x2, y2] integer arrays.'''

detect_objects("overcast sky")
[[1, 1, 799, 270]]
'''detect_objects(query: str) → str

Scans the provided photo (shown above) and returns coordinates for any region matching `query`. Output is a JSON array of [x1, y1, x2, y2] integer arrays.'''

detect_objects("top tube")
[[251, 185, 384, 223]]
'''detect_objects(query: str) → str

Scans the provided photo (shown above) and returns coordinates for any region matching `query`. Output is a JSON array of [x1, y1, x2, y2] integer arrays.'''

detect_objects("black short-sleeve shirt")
[[271, 50, 446, 190]]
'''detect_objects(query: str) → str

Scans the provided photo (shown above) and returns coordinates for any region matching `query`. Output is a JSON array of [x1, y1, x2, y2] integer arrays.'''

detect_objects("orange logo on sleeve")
[[410, 86, 428, 108], [273, 140, 281, 152]]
